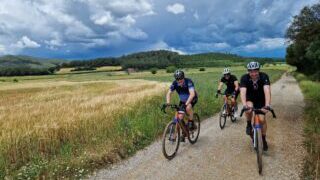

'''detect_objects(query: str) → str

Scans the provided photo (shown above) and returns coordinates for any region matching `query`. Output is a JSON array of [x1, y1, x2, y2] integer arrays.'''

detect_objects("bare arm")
[[234, 80, 239, 91], [263, 85, 271, 106], [217, 81, 223, 91], [186, 89, 195, 105], [166, 90, 173, 104], [240, 87, 247, 106]]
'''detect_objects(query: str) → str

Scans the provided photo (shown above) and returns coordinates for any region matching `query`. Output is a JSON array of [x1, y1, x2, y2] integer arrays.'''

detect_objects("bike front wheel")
[[255, 128, 263, 174], [219, 105, 227, 129], [188, 113, 200, 144], [162, 121, 180, 160]]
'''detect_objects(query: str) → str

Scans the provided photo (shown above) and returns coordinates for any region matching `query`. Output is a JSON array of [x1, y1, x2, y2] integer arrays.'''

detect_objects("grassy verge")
[[293, 72, 320, 179], [0, 67, 285, 179]]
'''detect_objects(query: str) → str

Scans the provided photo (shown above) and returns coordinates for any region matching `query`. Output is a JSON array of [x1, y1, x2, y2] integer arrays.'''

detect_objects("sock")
[[247, 121, 251, 127]]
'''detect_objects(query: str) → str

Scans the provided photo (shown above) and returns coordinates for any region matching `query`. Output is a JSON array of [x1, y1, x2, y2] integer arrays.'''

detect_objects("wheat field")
[[0, 79, 168, 177]]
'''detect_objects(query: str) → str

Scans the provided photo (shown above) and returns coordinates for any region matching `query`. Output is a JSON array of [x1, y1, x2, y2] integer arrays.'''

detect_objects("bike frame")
[[217, 92, 236, 116], [252, 112, 262, 148], [173, 111, 190, 137]]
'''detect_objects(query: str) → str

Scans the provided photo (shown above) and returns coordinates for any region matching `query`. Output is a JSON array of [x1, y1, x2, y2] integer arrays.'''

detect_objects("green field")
[[294, 73, 320, 179], [0, 65, 287, 179]]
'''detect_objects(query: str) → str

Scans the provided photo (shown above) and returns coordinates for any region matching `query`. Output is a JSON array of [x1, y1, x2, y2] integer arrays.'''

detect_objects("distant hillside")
[[0, 55, 64, 76], [61, 50, 284, 70]]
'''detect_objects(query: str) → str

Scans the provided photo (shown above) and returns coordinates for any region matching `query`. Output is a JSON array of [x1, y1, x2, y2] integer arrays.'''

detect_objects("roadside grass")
[[0, 66, 286, 179], [293, 72, 320, 179]]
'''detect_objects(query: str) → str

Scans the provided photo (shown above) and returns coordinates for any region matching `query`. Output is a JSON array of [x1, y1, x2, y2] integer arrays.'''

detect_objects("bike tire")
[[230, 105, 237, 123], [162, 122, 180, 160], [256, 128, 263, 174], [219, 105, 227, 129], [188, 113, 200, 144]]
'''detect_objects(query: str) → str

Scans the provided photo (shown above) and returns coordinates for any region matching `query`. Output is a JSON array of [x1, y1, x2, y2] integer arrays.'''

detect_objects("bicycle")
[[161, 104, 200, 160], [215, 92, 238, 129], [240, 107, 276, 174]]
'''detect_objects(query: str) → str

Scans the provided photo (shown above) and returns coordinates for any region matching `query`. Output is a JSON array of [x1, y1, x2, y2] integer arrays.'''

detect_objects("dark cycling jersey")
[[220, 75, 238, 92], [240, 72, 270, 108], [170, 78, 198, 103]]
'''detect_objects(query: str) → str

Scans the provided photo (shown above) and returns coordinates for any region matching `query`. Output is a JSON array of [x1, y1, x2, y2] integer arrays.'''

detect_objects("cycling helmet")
[[222, 68, 231, 75], [174, 70, 184, 80], [247, 61, 260, 70]]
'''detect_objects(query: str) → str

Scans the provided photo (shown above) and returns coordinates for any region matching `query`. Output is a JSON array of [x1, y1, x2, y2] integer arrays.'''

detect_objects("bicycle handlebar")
[[240, 107, 276, 118], [161, 104, 180, 114]]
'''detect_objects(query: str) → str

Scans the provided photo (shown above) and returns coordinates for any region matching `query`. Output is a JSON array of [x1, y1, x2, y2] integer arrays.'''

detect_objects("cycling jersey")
[[240, 72, 270, 108], [170, 78, 198, 103], [220, 75, 238, 92], [220, 74, 240, 97]]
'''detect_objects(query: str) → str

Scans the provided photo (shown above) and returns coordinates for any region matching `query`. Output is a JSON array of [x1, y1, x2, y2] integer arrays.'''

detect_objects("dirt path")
[[89, 75, 306, 180]]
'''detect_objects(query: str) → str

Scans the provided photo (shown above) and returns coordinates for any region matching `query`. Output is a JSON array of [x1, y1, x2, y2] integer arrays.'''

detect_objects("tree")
[[285, 3, 320, 75]]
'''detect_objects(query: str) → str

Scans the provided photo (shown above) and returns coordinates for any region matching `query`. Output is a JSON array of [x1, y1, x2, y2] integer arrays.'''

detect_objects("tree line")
[[61, 50, 281, 71]]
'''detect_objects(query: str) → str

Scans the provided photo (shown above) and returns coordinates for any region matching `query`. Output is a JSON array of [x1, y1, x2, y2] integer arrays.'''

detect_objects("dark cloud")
[[0, 0, 318, 58]]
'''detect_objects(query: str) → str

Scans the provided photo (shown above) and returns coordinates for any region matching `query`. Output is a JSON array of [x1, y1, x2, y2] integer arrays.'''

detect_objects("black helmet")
[[174, 70, 184, 80]]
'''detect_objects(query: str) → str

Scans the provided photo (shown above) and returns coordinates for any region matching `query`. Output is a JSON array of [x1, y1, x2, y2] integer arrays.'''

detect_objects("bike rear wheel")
[[255, 128, 263, 174], [219, 105, 227, 129], [188, 113, 200, 144], [162, 122, 180, 160]]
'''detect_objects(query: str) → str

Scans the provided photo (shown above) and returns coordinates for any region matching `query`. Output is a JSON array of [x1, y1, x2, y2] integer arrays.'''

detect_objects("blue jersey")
[[170, 78, 197, 102]]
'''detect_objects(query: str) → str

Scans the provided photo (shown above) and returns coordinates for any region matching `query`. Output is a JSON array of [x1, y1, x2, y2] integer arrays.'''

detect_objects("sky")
[[0, 0, 318, 59]]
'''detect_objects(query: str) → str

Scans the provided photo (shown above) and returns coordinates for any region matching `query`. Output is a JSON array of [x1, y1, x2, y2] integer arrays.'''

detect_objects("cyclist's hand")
[[217, 90, 221, 94], [243, 105, 252, 112], [161, 103, 168, 112], [262, 105, 271, 113]]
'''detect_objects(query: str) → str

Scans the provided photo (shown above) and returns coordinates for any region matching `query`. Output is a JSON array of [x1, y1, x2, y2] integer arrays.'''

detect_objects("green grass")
[[0, 66, 286, 179], [293, 72, 320, 179]]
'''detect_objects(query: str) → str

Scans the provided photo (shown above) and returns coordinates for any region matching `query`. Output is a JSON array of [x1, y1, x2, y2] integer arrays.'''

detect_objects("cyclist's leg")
[[187, 97, 197, 130], [245, 101, 254, 135], [177, 101, 185, 120], [186, 103, 193, 121]]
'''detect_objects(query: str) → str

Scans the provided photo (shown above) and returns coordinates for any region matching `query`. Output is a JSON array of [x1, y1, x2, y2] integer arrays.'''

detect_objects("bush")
[[13, 79, 19, 83], [166, 66, 176, 73], [150, 68, 158, 74], [199, 67, 206, 71]]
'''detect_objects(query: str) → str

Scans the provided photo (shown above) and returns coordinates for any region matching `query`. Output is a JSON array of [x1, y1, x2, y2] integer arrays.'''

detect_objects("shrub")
[[166, 66, 176, 73], [150, 68, 158, 74], [199, 67, 206, 71]]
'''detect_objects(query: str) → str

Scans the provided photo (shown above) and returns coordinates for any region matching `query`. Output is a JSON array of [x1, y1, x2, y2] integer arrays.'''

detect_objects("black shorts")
[[224, 89, 240, 99], [179, 96, 198, 112], [246, 98, 265, 115]]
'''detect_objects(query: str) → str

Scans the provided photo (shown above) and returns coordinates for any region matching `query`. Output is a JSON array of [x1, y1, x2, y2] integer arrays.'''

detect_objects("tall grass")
[[0, 68, 285, 179], [294, 73, 320, 179]]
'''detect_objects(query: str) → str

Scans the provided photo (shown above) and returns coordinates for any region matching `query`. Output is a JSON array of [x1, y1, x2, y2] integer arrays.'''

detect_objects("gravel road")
[[89, 74, 306, 180]]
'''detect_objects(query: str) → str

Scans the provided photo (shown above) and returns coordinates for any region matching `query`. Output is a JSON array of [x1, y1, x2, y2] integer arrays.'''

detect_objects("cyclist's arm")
[[240, 87, 247, 106], [217, 81, 223, 91], [263, 85, 271, 106], [186, 89, 195, 106], [166, 89, 174, 104], [234, 80, 239, 91]]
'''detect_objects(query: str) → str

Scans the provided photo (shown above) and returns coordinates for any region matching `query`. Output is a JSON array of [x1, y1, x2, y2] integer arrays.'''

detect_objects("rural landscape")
[[0, 0, 319, 179]]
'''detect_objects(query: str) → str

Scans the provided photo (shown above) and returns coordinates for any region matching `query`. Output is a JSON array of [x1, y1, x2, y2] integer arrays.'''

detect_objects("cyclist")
[[166, 70, 198, 141], [240, 61, 271, 151], [216, 68, 240, 117]]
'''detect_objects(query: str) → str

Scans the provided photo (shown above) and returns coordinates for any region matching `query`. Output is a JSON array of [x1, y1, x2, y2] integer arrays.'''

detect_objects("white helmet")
[[222, 68, 231, 75], [247, 61, 260, 70]]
